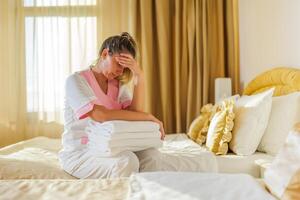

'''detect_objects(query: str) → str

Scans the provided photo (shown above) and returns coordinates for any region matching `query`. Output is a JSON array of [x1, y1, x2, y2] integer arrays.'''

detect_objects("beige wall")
[[239, 0, 300, 89]]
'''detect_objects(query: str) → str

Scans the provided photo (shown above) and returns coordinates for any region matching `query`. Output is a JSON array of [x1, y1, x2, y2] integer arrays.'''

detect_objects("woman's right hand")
[[148, 114, 165, 140]]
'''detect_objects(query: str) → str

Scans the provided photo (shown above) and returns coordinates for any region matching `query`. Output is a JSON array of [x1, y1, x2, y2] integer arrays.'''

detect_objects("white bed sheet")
[[0, 178, 128, 200], [0, 137, 73, 179], [0, 136, 62, 155], [136, 134, 218, 173], [0, 174, 274, 200], [136, 134, 274, 178]]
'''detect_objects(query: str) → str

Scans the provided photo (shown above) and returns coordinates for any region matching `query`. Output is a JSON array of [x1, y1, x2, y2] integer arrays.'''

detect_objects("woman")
[[59, 32, 165, 179]]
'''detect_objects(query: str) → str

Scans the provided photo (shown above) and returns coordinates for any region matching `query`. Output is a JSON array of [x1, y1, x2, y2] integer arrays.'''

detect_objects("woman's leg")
[[59, 149, 139, 179]]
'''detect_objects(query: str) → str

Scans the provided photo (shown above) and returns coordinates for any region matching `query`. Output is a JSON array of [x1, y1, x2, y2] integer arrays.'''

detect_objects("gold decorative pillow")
[[187, 104, 216, 145], [205, 99, 235, 155]]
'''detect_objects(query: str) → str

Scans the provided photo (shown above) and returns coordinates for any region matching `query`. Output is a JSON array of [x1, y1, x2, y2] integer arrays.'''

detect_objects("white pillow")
[[229, 88, 274, 155], [258, 92, 300, 155], [215, 94, 240, 105]]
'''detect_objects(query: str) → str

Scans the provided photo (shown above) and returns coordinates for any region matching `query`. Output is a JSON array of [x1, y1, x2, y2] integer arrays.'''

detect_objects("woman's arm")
[[88, 104, 150, 122], [87, 104, 165, 139], [115, 53, 145, 112], [129, 71, 145, 112]]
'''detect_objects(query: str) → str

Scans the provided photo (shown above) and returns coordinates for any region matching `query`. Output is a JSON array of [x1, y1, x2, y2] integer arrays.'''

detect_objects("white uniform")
[[58, 69, 139, 179]]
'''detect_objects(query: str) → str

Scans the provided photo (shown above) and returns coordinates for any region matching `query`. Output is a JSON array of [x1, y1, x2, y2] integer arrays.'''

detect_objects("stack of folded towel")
[[85, 120, 162, 157]]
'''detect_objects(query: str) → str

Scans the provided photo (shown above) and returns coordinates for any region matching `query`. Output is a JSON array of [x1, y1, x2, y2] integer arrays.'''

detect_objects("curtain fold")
[[225, 0, 240, 94], [0, 0, 239, 147]]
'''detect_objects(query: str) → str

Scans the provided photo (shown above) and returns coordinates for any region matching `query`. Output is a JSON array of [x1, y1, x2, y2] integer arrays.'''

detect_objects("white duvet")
[[127, 172, 276, 200], [136, 134, 218, 173], [0, 173, 275, 200]]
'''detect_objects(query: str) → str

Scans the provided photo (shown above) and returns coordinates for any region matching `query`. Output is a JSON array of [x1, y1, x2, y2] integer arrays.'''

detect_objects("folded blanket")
[[87, 120, 160, 134]]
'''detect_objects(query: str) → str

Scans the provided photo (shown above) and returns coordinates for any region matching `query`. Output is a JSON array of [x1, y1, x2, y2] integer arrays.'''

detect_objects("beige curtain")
[[0, 0, 239, 147], [132, 0, 240, 133]]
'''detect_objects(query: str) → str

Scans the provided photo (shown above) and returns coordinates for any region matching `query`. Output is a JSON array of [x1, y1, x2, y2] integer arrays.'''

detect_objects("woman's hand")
[[148, 114, 165, 140], [115, 53, 142, 76]]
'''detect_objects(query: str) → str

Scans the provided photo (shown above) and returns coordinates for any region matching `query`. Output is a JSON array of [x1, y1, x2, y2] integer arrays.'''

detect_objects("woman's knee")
[[114, 151, 139, 177], [59, 150, 140, 179]]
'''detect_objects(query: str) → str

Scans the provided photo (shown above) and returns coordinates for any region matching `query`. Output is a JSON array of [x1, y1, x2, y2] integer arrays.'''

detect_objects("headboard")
[[243, 67, 300, 96]]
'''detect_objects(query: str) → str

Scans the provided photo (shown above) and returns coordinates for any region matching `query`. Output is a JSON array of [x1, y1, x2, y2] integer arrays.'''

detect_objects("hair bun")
[[120, 32, 136, 47], [120, 32, 131, 39]]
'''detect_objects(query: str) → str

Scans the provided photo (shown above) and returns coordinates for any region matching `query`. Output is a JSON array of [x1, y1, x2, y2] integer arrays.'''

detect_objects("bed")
[[0, 135, 275, 199], [0, 134, 272, 180]]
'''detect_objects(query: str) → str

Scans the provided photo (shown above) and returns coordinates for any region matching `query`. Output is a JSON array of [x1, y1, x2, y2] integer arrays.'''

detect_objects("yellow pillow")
[[187, 104, 216, 145], [205, 99, 235, 155]]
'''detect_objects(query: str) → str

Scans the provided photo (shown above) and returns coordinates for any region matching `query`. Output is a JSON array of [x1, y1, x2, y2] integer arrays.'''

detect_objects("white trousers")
[[59, 149, 139, 179]]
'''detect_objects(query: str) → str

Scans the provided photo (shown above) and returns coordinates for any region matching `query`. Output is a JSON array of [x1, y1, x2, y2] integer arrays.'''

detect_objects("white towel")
[[86, 120, 162, 157], [88, 120, 160, 134]]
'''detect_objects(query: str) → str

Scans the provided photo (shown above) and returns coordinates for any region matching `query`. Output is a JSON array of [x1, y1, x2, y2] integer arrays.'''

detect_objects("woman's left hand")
[[115, 53, 142, 76]]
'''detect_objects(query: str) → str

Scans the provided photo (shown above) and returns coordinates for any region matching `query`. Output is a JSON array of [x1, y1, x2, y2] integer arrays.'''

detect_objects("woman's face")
[[100, 49, 125, 80]]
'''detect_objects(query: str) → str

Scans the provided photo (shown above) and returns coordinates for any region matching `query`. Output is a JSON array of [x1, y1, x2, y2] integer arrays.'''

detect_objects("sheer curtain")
[[24, 0, 98, 138], [0, 0, 26, 147], [0, 0, 100, 147]]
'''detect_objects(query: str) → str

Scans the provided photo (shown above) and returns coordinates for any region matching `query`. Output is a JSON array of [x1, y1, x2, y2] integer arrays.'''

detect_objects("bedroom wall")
[[239, 0, 300, 89]]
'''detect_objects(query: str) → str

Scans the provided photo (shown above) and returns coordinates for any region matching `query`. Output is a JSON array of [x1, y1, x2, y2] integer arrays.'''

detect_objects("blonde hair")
[[93, 32, 137, 84]]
